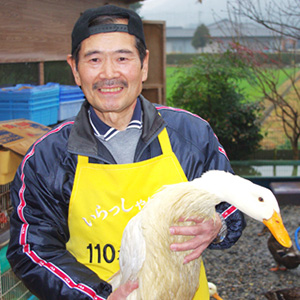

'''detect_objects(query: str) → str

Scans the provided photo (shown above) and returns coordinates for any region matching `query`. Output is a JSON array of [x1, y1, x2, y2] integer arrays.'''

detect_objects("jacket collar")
[[88, 97, 143, 141], [67, 95, 165, 159]]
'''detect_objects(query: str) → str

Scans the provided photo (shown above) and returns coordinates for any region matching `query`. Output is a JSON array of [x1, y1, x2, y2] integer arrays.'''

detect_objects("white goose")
[[208, 282, 223, 300], [109, 170, 292, 300]]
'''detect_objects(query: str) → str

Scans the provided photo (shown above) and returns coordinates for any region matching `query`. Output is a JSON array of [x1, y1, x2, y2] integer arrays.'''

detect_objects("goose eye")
[[258, 197, 264, 202]]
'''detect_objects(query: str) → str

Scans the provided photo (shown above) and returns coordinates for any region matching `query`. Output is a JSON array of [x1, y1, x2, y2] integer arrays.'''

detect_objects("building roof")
[[208, 19, 278, 38], [166, 27, 195, 38], [166, 19, 278, 39]]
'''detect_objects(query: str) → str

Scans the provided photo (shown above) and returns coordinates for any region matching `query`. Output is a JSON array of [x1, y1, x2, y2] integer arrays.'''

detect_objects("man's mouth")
[[93, 80, 128, 92], [100, 87, 123, 93]]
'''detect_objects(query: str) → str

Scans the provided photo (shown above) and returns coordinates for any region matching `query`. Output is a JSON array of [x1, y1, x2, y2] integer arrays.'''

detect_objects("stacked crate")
[[0, 163, 33, 299], [0, 150, 21, 249], [58, 85, 85, 121], [0, 119, 50, 300], [0, 83, 60, 126]]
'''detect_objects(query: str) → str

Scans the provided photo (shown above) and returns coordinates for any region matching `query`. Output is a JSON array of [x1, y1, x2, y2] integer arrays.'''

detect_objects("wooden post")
[[39, 61, 45, 85]]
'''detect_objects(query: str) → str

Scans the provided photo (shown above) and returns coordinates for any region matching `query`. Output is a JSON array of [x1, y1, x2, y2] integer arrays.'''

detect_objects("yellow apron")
[[67, 128, 209, 299]]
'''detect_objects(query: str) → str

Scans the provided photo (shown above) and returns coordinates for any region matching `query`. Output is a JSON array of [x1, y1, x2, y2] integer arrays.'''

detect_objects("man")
[[7, 5, 245, 300]]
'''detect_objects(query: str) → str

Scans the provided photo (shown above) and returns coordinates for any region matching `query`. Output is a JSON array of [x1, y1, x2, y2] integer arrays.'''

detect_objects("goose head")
[[194, 171, 292, 248], [208, 282, 223, 300]]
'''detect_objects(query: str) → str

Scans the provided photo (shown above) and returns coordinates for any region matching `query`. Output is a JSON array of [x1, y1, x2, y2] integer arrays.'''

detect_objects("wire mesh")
[[0, 267, 35, 300], [0, 181, 37, 300]]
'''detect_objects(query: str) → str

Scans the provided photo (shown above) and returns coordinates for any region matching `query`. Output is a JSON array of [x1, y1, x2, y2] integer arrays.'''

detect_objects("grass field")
[[166, 66, 295, 104], [166, 65, 299, 150]]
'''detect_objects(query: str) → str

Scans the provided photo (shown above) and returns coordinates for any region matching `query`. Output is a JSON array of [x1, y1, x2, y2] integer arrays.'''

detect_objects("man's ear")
[[67, 55, 81, 86], [142, 50, 150, 83]]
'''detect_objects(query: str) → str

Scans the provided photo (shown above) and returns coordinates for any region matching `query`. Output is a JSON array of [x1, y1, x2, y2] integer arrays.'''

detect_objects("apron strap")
[[78, 154, 89, 164], [157, 127, 173, 155]]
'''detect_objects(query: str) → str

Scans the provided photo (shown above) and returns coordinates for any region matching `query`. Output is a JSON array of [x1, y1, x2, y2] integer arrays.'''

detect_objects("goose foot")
[[269, 265, 287, 272]]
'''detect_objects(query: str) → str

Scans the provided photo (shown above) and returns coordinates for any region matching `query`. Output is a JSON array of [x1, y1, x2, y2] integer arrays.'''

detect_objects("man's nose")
[[100, 59, 119, 79]]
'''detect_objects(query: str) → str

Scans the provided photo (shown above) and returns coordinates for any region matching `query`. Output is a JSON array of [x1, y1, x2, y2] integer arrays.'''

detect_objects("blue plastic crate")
[[0, 83, 60, 103], [58, 99, 84, 121], [59, 85, 82, 95], [0, 83, 59, 125], [11, 98, 58, 110], [0, 110, 13, 121], [0, 100, 12, 109], [0, 103, 58, 125], [59, 85, 84, 102], [12, 103, 58, 125]]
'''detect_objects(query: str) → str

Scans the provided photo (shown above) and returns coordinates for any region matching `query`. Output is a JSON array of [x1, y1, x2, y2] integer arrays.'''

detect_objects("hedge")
[[167, 52, 300, 66]]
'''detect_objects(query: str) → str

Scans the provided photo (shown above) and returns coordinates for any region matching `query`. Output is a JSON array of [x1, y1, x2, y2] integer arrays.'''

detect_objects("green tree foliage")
[[169, 52, 263, 160], [192, 24, 210, 50], [129, 2, 143, 14]]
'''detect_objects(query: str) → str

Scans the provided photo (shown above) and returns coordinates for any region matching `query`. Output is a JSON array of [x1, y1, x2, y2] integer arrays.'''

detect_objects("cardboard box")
[[0, 119, 50, 185]]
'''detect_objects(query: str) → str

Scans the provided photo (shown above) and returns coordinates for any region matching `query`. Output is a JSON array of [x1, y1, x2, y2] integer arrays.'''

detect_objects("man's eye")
[[119, 57, 127, 62], [90, 58, 99, 63]]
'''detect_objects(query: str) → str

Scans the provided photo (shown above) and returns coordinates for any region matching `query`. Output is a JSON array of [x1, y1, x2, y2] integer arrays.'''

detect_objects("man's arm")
[[7, 154, 112, 299]]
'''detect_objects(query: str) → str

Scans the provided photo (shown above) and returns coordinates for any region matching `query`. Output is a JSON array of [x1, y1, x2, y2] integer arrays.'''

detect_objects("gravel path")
[[202, 205, 300, 300]]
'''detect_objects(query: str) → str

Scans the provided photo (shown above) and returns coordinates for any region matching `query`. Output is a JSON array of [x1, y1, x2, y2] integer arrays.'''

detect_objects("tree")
[[129, 2, 143, 13], [169, 52, 263, 160], [226, 0, 300, 160], [227, 0, 300, 40], [192, 24, 210, 51]]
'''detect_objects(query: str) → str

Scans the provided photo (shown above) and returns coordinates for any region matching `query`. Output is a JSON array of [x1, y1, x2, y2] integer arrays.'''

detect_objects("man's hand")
[[107, 280, 138, 300], [169, 213, 222, 264]]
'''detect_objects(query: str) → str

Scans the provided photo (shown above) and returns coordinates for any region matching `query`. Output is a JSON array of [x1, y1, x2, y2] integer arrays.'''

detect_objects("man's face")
[[68, 28, 149, 120]]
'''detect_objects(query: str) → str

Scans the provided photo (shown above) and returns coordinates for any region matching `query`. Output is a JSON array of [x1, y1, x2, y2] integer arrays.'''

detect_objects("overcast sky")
[[139, 0, 283, 28], [139, 0, 232, 28]]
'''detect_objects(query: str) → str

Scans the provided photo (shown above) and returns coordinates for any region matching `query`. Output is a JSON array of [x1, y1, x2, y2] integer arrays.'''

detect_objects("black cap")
[[71, 5, 146, 54]]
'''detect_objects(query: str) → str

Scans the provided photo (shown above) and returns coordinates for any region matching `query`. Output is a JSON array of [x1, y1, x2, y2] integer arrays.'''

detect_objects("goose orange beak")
[[263, 210, 292, 248], [211, 292, 223, 300]]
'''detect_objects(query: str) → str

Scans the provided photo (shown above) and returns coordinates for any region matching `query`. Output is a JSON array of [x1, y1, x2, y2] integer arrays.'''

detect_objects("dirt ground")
[[202, 205, 300, 300]]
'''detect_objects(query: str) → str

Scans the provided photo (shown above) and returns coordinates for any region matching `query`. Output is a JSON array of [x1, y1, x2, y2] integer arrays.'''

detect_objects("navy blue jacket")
[[7, 96, 245, 299]]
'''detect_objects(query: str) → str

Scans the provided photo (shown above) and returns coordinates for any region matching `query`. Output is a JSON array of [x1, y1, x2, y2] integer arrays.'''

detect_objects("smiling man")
[[67, 16, 149, 131], [7, 5, 245, 300]]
